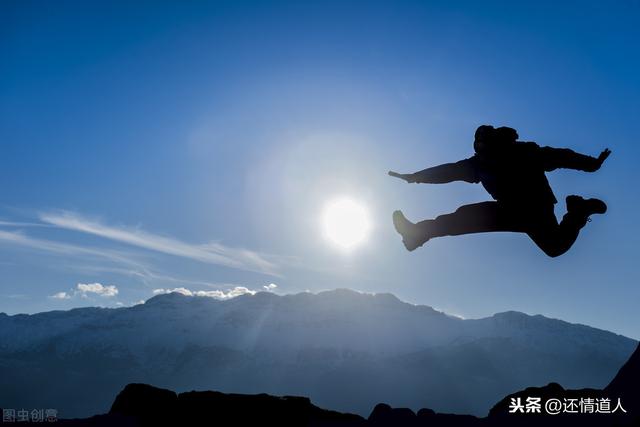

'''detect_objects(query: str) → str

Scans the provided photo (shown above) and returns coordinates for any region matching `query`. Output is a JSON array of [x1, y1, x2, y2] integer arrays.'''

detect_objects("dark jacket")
[[413, 142, 601, 205]]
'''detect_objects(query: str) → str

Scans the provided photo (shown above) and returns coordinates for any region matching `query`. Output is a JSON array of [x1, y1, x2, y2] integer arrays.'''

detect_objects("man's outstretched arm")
[[388, 158, 479, 184], [540, 146, 611, 172]]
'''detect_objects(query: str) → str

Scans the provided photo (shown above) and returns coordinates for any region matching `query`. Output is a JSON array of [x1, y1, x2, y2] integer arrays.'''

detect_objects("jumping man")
[[389, 125, 611, 257]]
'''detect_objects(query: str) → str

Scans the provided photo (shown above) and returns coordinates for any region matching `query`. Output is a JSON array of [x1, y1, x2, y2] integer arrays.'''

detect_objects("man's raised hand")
[[598, 148, 611, 165], [388, 171, 417, 183], [589, 148, 611, 171]]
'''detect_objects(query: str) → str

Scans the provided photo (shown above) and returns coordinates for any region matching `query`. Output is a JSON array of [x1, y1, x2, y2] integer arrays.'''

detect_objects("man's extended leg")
[[425, 201, 525, 237], [393, 201, 523, 251]]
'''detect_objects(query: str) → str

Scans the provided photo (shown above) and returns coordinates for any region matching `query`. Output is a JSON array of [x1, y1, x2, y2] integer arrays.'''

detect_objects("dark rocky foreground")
[[8, 343, 640, 426]]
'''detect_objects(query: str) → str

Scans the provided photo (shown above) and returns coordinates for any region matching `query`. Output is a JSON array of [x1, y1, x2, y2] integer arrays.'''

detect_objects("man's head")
[[495, 126, 519, 144], [474, 125, 495, 154], [474, 125, 518, 154]]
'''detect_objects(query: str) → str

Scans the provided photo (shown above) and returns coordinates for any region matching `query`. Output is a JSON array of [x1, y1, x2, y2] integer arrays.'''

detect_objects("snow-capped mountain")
[[0, 289, 635, 418]]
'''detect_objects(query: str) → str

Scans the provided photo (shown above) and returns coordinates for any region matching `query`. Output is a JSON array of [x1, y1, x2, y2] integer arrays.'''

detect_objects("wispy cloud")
[[0, 228, 158, 283], [39, 211, 280, 276], [1, 212, 287, 306], [0, 229, 136, 265], [0, 220, 52, 228], [0, 293, 29, 299], [0, 229, 263, 295], [152, 286, 256, 299]]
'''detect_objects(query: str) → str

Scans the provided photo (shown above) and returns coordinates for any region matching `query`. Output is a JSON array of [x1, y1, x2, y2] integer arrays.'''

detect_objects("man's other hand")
[[388, 171, 417, 183]]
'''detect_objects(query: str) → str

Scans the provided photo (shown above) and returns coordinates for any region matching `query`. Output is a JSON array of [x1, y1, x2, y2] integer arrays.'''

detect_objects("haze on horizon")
[[1, 1, 639, 339]]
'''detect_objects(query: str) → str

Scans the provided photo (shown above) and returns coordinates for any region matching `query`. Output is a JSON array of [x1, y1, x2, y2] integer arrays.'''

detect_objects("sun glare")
[[322, 197, 371, 251]]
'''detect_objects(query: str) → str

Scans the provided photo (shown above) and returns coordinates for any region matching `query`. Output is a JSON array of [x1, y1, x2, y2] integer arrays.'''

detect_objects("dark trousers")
[[417, 201, 589, 257]]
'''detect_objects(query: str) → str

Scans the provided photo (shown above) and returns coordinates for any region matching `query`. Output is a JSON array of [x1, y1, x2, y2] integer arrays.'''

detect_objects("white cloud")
[[50, 291, 71, 300], [76, 282, 119, 297], [152, 286, 256, 300], [152, 287, 192, 296], [50, 282, 119, 301], [39, 211, 280, 276], [263, 283, 277, 291]]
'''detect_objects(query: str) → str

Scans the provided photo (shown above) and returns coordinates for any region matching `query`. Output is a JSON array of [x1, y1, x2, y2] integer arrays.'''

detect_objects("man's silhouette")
[[389, 125, 611, 257]]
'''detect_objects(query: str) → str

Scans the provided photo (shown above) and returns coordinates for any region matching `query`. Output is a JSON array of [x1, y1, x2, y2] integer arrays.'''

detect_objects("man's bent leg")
[[527, 201, 597, 258]]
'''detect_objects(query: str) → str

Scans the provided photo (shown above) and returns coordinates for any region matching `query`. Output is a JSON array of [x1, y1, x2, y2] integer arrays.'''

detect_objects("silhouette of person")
[[389, 125, 611, 257]]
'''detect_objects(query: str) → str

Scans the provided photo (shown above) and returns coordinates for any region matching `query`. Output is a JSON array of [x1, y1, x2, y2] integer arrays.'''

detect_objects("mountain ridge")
[[0, 288, 635, 418], [0, 288, 633, 336]]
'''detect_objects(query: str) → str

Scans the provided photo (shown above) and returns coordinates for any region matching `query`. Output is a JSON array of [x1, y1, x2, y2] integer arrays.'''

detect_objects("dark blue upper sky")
[[1, 0, 639, 338]]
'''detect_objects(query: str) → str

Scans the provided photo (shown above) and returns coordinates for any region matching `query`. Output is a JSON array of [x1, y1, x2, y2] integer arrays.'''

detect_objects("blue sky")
[[1, 0, 639, 338]]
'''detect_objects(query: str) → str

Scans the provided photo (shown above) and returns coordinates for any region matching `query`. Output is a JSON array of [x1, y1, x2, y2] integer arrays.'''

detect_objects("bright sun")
[[321, 197, 371, 251]]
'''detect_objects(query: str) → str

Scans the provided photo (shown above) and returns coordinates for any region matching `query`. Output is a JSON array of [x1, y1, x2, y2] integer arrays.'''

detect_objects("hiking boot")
[[566, 195, 607, 219], [392, 210, 431, 251]]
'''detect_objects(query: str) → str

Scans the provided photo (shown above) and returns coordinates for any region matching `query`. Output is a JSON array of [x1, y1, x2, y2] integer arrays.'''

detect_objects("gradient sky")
[[1, 0, 639, 338]]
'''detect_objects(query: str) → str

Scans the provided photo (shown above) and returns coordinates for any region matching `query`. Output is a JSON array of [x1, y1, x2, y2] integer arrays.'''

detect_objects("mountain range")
[[0, 289, 635, 418]]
